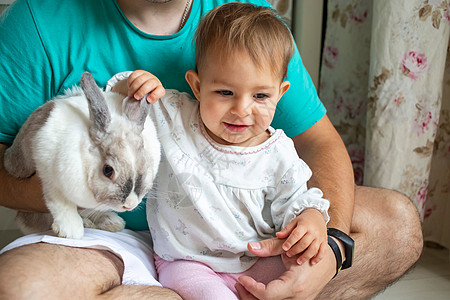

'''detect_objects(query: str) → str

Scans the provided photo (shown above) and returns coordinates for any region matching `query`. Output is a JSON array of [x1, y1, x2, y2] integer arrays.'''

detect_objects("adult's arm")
[[294, 115, 354, 233], [0, 144, 47, 212]]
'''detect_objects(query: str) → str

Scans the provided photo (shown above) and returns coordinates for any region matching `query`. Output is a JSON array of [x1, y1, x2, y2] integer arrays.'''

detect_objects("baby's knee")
[[157, 260, 238, 299]]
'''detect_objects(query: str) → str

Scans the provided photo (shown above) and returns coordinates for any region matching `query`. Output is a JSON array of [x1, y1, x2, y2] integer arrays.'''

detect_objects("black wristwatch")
[[327, 228, 354, 276]]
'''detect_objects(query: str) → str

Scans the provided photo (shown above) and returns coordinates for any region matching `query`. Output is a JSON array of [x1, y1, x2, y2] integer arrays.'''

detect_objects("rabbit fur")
[[3, 72, 161, 239]]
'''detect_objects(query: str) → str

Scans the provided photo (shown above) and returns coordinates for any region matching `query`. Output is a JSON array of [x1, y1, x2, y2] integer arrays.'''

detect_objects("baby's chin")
[[220, 132, 270, 147]]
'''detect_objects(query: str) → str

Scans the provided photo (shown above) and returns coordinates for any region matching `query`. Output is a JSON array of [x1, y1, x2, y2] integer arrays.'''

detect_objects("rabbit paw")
[[82, 217, 95, 229], [82, 211, 125, 232], [52, 216, 84, 239], [96, 212, 126, 232]]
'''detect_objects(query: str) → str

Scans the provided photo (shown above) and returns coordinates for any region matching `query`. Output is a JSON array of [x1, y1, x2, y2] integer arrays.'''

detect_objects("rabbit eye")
[[103, 164, 114, 179]]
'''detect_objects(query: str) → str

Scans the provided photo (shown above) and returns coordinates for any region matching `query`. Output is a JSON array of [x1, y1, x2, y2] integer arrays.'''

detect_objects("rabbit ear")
[[80, 72, 111, 134], [122, 95, 150, 130]]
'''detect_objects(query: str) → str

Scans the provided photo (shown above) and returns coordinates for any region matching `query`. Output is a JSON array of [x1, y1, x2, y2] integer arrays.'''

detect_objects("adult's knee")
[[0, 247, 49, 300], [383, 190, 423, 264]]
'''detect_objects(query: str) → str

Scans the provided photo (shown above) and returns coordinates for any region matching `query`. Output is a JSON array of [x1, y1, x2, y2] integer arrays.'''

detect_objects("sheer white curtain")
[[319, 0, 450, 249]]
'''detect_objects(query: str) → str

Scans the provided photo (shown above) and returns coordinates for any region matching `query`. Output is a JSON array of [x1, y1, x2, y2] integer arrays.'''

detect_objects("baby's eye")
[[217, 90, 233, 96], [254, 93, 269, 101]]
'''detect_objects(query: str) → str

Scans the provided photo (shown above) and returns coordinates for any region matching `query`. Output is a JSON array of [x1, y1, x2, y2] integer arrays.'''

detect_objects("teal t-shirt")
[[0, 0, 326, 230]]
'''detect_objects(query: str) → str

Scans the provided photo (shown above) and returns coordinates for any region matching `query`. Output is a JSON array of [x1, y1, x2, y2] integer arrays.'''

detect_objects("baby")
[[110, 3, 330, 299]]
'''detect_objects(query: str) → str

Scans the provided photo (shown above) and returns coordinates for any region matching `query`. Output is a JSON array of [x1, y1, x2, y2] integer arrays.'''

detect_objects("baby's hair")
[[194, 3, 295, 80]]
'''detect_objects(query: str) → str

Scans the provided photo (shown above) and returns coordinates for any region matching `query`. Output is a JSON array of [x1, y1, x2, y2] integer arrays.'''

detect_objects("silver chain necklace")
[[179, 0, 192, 30]]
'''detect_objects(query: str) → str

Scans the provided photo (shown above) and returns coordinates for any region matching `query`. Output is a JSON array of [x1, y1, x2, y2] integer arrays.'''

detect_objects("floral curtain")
[[319, 0, 450, 249]]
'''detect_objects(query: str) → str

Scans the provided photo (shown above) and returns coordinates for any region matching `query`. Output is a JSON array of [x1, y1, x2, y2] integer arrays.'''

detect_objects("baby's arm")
[[276, 208, 328, 266], [110, 70, 165, 103]]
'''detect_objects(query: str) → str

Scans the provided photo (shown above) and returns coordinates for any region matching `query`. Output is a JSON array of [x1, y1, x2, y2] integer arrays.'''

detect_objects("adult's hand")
[[236, 238, 336, 300]]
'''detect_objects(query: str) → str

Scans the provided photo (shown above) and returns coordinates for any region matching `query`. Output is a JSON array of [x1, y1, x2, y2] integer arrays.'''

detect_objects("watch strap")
[[327, 236, 342, 278], [327, 228, 354, 269]]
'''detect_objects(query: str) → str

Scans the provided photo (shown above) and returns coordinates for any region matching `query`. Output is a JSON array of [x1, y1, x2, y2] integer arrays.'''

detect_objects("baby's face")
[[196, 50, 289, 147]]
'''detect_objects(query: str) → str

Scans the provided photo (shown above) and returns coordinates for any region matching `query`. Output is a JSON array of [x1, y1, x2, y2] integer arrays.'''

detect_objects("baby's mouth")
[[223, 122, 250, 132]]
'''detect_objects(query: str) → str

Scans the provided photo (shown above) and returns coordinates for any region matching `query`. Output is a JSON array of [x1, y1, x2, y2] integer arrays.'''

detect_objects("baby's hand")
[[127, 70, 165, 103], [276, 208, 327, 266]]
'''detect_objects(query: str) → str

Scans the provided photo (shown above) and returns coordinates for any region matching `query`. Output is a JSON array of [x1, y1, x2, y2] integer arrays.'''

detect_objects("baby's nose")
[[230, 98, 251, 117]]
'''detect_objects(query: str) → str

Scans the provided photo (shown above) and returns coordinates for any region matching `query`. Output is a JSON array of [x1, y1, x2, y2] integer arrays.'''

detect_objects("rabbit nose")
[[122, 201, 136, 210], [123, 193, 139, 210]]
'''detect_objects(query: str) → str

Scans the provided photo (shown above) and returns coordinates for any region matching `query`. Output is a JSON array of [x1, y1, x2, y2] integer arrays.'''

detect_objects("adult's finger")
[[238, 275, 291, 300], [235, 282, 259, 300]]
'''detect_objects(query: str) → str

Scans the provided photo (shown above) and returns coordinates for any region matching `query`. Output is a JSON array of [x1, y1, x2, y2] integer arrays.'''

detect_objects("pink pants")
[[155, 255, 286, 300]]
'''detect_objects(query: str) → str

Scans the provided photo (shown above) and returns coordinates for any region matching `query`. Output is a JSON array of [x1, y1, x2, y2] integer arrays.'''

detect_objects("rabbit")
[[3, 72, 161, 239]]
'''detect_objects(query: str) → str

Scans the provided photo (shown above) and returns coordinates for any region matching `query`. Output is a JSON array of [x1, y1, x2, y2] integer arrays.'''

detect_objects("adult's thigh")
[[0, 243, 123, 300], [318, 186, 423, 299]]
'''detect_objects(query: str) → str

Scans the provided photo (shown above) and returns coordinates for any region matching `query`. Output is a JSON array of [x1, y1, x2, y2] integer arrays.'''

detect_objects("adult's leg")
[[0, 243, 181, 300], [317, 186, 423, 299]]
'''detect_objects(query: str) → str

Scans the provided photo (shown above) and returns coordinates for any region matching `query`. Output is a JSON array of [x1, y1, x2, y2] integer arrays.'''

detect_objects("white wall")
[[0, 0, 13, 13], [292, 0, 324, 89]]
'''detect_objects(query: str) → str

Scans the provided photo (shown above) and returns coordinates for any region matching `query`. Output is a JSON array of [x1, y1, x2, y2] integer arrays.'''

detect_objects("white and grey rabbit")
[[3, 72, 161, 239]]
